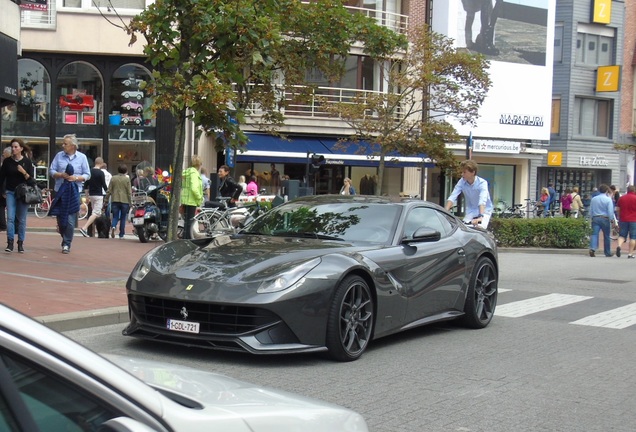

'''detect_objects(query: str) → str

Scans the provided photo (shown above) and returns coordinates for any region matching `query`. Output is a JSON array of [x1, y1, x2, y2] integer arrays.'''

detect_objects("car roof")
[[288, 194, 446, 210]]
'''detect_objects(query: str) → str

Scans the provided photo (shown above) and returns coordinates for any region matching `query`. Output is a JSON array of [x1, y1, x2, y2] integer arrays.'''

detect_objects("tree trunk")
[[167, 110, 186, 241], [376, 149, 387, 196]]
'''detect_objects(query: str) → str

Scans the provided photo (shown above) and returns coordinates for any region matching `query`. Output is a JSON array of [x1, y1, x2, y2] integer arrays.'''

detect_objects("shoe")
[[5, 240, 13, 253], [79, 228, 89, 238], [628, 255, 635, 259], [17, 241, 24, 254], [111, 227, 115, 238], [62, 245, 70, 254], [616, 247, 621, 258], [589, 249, 595, 257]]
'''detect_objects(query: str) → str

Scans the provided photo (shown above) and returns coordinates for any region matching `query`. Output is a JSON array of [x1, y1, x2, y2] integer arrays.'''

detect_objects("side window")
[[403, 207, 452, 239], [0, 351, 123, 432], [0, 391, 19, 432]]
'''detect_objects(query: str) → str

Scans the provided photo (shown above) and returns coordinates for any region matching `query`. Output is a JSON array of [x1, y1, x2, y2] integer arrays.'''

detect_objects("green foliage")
[[489, 218, 591, 249], [125, 0, 406, 240], [321, 24, 492, 193]]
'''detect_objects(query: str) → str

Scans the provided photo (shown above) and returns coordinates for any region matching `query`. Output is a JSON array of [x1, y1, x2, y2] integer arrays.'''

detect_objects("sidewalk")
[[0, 214, 615, 332], [0, 214, 158, 331]]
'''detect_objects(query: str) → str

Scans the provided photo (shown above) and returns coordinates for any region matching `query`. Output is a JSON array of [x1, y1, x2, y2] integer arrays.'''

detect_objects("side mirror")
[[403, 227, 441, 244]]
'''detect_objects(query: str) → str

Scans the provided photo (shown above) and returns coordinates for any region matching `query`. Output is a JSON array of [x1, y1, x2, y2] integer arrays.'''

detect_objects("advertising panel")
[[432, 0, 556, 142]]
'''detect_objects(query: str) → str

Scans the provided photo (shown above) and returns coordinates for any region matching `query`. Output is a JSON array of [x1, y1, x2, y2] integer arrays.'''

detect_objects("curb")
[[36, 306, 129, 332]]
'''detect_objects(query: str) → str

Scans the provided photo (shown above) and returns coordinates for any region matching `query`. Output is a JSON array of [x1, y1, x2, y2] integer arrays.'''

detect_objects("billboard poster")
[[20, 0, 48, 11], [432, 0, 556, 142]]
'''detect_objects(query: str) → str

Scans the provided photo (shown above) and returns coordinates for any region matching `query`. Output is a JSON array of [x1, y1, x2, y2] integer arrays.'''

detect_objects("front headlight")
[[257, 257, 321, 294], [131, 253, 153, 282]]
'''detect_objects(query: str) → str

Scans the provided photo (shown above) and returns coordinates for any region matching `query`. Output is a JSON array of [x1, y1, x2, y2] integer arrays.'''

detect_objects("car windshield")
[[243, 201, 400, 243]]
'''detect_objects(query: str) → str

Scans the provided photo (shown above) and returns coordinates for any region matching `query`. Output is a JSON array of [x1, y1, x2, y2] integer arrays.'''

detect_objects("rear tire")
[[460, 257, 498, 329], [325, 275, 374, 362]]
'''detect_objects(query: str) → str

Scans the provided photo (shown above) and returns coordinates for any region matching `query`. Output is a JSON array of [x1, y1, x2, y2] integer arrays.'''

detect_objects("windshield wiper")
[[271, 231, 344, 241]]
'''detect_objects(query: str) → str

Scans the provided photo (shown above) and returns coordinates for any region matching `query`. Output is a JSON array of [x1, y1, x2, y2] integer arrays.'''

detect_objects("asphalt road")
[[65, 252, 636, 432]]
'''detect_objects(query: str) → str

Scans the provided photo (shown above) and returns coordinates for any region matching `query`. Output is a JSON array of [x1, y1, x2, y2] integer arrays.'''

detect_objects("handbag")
[[15, 183, 43, 205]]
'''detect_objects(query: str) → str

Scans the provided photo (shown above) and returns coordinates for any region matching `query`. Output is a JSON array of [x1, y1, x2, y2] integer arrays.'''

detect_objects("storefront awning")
[[237, 134, 434, 168]]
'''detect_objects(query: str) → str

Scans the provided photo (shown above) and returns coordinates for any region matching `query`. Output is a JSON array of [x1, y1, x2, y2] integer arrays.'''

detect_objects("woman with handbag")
[[0, 138, 36, 253]]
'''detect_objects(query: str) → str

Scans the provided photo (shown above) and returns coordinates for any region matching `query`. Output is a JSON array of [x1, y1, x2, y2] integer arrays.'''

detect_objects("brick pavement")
[[0, 214, 157, 330]]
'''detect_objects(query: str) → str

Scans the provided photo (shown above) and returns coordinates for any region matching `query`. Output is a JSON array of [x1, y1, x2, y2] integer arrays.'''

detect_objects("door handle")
[[457, 248, 465, 256]]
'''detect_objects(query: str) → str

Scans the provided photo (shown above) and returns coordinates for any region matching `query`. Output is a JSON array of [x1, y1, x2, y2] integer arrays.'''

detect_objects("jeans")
[[57, 212, 78, 249], [590, 216, 611, 256], [111, 202, 130, 238], [6, 191, 28, 242]]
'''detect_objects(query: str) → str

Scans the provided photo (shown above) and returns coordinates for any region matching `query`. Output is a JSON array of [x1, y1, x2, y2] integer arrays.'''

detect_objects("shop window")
[[574, 97, 611, 138], [2, 59, 51, 125], [110, 64, 154, 129], [55, 61, 103, 128]]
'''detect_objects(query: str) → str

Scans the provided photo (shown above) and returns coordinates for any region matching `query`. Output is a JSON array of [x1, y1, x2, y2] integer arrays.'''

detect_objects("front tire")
[[460, 257, 498, 329], [326, 275, 374, 362]]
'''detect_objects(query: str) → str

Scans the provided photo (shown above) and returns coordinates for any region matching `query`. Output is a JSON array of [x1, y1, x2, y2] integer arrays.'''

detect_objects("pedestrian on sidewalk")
[[79, 157, 108, 238], [615, 185, 636, 259], [588, 184, 616, 258], [570, 186, 584, 218], [181, 155, 203, 240], [560, 188, 572, 218], [0, 139, 37, 253], [0, 146, 11, 232], [104, 164, 132, 239], [49, 134, 91, 254]]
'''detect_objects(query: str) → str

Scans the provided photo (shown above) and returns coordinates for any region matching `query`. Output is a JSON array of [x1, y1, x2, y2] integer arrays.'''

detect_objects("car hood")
[[107, 354, 368, 432], [146, 234, 378, 283]]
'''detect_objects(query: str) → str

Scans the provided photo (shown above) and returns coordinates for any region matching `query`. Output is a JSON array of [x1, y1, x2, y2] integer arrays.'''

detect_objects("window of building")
[[110, 64, 154, 128], [56, 61, 103, 128], [3, 59, 51, 126], [554, 23, 563, 63], [574, 97, 611, 138], [551, 98, 561, 135], [575, 24, 615, 66]]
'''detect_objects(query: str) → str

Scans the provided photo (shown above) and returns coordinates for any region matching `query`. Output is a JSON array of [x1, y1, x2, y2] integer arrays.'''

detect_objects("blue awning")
[[237, 134, 435, 167], [237, 135, 329, 164]]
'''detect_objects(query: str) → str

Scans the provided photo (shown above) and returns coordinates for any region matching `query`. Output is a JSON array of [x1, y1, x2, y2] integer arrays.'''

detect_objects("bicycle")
[[34, 188, 52, 218], [78, 196, 89, 220], [190, 198, 268, 239]]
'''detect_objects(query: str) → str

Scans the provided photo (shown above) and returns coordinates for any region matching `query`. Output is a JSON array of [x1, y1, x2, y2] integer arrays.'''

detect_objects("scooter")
[[131, 163, 183, 242]]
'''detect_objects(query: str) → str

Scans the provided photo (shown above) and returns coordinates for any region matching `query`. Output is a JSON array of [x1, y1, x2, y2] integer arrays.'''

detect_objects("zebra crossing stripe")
[[570, 303, 636, 329], [495, 293, 593, 318]]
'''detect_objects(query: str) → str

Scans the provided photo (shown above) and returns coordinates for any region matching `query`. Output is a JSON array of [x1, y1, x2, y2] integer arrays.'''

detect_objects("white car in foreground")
[[0, 304, 368, 432]]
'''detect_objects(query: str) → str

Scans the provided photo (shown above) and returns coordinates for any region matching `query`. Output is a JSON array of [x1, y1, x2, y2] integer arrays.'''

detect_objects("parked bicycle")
[[34, 188, 53, 218], [190, 197, 270, 239]]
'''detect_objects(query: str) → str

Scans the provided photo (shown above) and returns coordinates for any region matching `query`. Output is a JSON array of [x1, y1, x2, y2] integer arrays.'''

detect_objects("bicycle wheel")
[[78, 202, 89, 220], [191, 210, 227, 238], [34, 200, 49, 218]]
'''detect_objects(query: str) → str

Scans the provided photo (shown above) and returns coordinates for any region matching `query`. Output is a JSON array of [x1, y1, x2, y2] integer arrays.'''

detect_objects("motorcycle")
[[130, 162, 183, 243]]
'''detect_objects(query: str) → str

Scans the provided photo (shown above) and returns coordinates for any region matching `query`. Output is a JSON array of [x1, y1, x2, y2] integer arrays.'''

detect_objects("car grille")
[[129, 294, 280, 335]]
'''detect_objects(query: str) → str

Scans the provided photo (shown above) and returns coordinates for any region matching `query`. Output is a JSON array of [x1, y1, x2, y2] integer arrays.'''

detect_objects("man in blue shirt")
[[445, 160, 494, 228], [49, 134, 91, 254], [588, 184, 616, 257]]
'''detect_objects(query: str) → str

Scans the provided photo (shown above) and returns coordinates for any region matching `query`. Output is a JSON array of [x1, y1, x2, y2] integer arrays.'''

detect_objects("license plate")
[[132, 217, 144, 225], [167, 319, 200, 334]]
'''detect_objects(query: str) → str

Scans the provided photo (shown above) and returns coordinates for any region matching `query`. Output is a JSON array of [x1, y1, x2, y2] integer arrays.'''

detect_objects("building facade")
[[548, 0, 625, 203]]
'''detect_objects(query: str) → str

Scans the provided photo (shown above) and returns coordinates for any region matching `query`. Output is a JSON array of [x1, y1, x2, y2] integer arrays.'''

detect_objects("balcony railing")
[[344, 5, 408, 35], [244, 84, 405, 122]]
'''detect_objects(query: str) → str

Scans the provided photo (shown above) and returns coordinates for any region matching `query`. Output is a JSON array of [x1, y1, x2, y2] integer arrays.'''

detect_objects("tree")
[[321, 24, 492, 195], [126, 0, 405, 240]]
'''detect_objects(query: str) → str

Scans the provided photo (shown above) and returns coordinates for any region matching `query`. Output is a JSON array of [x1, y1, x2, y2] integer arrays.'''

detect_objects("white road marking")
[[495, 293, 593, 318], [498, 288, 512, 293], [570, 303, 636, 329]]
